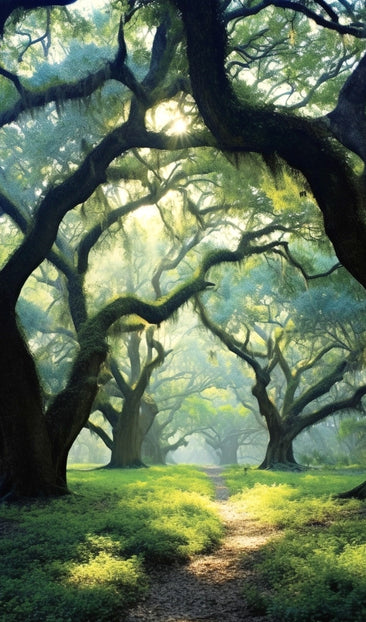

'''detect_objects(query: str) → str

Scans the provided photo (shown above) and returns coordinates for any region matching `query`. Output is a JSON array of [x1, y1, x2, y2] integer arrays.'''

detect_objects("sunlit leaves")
[[227, 2, 363, 112]]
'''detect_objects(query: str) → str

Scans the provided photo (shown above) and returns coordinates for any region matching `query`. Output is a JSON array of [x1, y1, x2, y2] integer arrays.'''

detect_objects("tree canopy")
[[1, 0, 366, 498]]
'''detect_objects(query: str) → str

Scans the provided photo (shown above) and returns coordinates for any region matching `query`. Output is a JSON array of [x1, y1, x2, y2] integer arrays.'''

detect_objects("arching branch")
[[0, 0, 77, 36], [85, 420, 113, 450], [224, 0, 366, 38], [174, 0, 366, 289], [294, 385, 366, 433]]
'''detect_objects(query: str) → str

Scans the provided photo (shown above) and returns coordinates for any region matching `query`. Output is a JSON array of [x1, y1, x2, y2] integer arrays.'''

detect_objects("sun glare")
[[147, 102, 188, 135], [169, 116, 188, 135]]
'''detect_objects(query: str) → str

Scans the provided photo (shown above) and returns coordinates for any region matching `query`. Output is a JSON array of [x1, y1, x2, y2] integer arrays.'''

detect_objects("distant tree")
[[337, 412, 366, 465], [197, 260, 366, 469], [89, 328, 166, 467], [188, 394, 261, 465]]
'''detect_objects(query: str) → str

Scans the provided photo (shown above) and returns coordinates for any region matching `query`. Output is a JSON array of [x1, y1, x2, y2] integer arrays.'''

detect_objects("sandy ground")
[[124, 467, 276, 622]]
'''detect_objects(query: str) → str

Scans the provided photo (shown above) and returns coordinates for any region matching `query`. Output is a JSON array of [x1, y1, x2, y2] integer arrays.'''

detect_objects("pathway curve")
[[124, 467, 275, 622]]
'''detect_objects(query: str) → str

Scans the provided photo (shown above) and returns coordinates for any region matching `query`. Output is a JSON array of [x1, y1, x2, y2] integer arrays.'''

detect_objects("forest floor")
[[124, 466, 277, 622]]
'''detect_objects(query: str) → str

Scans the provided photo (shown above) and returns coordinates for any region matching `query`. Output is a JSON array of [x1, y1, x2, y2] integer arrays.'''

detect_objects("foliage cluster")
[[224, 467, 366, 622], [0, 466, 222, 622]]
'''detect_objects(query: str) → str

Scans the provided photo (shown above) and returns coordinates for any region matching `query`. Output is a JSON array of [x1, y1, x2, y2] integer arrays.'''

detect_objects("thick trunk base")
[[0, 474, 69, 503], [258, 439, 304, 471], [336, 480, 366, 500], [257, 460, 306, 472], [107, 459, 147, 469], [0, 312, 69, 502]]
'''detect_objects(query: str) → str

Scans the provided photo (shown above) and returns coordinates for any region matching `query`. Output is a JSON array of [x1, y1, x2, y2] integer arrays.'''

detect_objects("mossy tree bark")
[[107, 330, 164, 468], [0, 16, 207, 499], [0, 305, 61, 498], [0, 244, 217, 499], [175, 0, 366, 290], [109, 399, 145, 469]]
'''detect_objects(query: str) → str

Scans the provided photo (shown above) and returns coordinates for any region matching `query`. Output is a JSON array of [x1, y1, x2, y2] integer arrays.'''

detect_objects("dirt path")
[[124, 467, 275, 622]]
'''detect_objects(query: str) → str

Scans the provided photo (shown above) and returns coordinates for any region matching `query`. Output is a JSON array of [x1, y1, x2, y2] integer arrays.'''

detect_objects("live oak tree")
[[142, 325, 231, 465], [0, 2, 216, 499], [141, 355, 214, 465], [83, 167, 231, 468], [1, 0, 366, 498], [174, 0, 366, 486], [197, 255, 366, 469], [174, 0, 366, 289], [181, 391, 261, 465], [88, 328, 166, 468], [86, 210, 285, 468]]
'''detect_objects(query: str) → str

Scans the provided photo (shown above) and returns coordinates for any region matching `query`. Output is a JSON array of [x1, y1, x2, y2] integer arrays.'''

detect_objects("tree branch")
[[0, 118, 209, 307], [288, 359, 347, 419], [0, 0, 77, 36], [92, 398, 119, 429], [85, 420, 113, 450], [77, 191, 170, 276], [174, 0, 366, 288], [224, 0, 366, 38], [295, 385, 366, 432], [109, 357, 132, 399], [273, 243, 342, 280], [196, 297, 263, 377]]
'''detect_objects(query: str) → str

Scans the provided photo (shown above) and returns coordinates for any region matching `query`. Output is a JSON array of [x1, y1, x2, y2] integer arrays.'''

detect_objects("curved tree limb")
[[0, 15, 151, 129], [196, 296, 264, 378], [77, 180, 187, 276], [0, 119, 209, 307], [224, 0, 366, 38], [45, 223, 289, 463], [85, 420, 113, 450], [290, 384, 366, 436], [0, 0, 77, 36], [174, 0, 366, 288], [273, 243, 342, 280], [288, 359, 348, 419]]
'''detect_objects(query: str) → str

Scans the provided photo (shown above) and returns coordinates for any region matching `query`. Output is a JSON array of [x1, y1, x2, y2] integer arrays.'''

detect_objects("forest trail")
[[124, 466, 276, 622]]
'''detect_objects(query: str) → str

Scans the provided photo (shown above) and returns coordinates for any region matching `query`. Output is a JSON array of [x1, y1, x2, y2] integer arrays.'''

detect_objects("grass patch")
[[0, 465, 222, 622], [224, 466, 366, 622]]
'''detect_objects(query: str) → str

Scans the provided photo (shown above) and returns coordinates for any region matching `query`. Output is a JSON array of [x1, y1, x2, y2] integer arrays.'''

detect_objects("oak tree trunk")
[[220, 436, 239, 465], [142, 436, 166, 464], [109, 399, 145, 468], [0, 311, 65, 499], [336, 480, 366, 500], [258, 435, 298, 470]]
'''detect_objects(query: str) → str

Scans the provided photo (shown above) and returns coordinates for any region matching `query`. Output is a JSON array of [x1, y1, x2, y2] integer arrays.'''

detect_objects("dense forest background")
[[1, 0, 366, 499]]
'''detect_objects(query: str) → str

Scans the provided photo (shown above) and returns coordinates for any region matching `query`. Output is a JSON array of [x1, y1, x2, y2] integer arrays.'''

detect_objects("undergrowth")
[[0, 465, 222, 622], [225, 466, 366, 622]]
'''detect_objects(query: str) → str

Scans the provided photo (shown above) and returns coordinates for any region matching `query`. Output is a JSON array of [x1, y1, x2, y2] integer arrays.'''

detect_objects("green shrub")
[[225, 466, 366, 622], [0, 465, 222, 622]]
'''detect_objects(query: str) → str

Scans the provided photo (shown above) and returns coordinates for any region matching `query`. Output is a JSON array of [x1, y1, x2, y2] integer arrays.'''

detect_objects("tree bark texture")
[[109, 398, 146, 468], [258, 436, 297, 470], [175, 0, 366, 289], [0, 307, 62, 498]]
